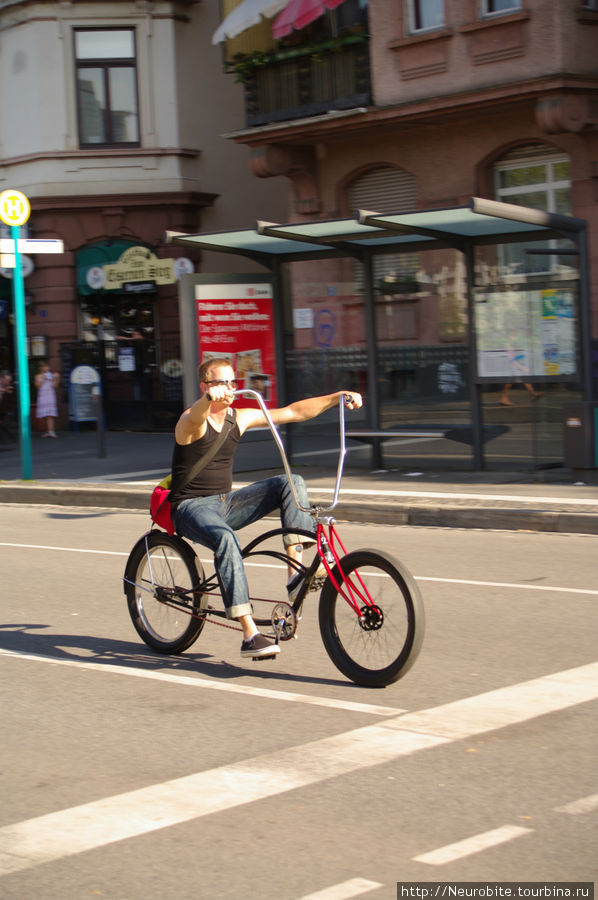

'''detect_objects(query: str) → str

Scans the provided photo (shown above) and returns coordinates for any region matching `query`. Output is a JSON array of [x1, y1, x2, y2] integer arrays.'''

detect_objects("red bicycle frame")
[[316, 521, 376, 618]]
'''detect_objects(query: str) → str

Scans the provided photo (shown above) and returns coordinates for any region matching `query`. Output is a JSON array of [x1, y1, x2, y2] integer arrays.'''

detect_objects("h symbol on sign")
[[5, 197, 23, 221]]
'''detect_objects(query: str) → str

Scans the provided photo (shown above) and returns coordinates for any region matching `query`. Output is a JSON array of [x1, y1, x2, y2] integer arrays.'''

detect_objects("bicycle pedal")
[[252, 653, 277, 662]]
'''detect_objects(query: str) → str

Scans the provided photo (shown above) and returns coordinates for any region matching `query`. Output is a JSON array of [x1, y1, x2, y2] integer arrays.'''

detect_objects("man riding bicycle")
[[169, 357, 362, 659]]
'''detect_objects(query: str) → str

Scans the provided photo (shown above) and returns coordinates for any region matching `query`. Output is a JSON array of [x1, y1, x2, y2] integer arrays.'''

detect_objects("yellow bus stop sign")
[[0, 189, 31, 227]]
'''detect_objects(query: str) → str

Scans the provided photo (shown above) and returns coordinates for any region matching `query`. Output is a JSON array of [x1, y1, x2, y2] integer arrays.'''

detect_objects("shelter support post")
[[362, 252, 382, 468], [577, 226, 593, 401], [464, 244, 484, 470]]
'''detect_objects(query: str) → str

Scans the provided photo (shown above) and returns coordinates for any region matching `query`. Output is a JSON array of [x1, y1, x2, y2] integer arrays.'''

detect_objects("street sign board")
[[0, 238, 64, 260]]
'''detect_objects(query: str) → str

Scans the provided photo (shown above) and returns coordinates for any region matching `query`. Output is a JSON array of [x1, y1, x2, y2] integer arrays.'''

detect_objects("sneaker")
[[240, 633, 280, 659], [287, 561, 328, 602]]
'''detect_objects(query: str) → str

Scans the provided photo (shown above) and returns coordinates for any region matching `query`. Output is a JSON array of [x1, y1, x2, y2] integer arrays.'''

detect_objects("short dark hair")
[[197, 357, 233, 384]]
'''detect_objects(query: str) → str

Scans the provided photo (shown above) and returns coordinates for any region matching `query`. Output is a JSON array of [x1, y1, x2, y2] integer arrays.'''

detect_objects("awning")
[[165, 198, 585, 265], [212, 0, 289, 44], [272, 0, 347, 39]]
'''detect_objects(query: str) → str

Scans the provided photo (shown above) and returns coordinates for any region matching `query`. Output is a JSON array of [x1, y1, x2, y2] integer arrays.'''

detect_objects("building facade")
[[212, 0, 598, 469], [0, 0, 288, 430]]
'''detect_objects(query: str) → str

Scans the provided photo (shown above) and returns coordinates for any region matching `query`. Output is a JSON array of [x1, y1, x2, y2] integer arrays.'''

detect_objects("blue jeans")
[[173, 475, 315, 619]]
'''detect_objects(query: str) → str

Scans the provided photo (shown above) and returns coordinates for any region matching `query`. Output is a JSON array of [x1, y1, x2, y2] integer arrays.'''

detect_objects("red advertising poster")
[[195, 282, 277, 406]]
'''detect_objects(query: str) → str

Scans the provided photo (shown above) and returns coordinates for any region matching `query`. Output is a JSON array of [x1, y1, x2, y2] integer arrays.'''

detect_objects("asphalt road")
[[1, 505, 596, 899]]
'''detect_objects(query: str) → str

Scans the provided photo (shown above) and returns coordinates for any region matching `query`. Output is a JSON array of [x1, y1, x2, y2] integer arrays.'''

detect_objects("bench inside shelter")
[[346, 424, 509, 468]]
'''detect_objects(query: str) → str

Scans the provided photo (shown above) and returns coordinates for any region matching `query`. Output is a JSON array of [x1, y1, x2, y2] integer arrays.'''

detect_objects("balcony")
[[229, 34, 371, 127]]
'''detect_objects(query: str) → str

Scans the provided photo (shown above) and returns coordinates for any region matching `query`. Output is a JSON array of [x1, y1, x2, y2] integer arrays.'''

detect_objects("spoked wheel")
[[318, 549, 425, 688], [124, 531, 206, 654]]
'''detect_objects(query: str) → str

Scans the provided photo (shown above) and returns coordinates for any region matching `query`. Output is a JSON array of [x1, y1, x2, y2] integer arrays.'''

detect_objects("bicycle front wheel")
[[318, 549, 424, 688], [124, 531, 206, 654]]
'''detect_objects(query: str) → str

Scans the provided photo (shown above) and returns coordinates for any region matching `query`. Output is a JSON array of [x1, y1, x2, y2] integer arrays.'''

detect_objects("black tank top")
[[170, 409, 240, 507]]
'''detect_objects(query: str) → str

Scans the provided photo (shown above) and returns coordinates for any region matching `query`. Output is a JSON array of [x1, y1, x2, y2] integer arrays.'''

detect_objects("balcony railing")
[[231, 35, 371, 127]]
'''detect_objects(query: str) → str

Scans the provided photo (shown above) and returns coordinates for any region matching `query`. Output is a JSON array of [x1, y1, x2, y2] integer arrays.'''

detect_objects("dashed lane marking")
[[555, 792, 598, 815], [0, 662, 596, 877], [298, 879, 383, 899], [414, 791, 598, 866], [413, 825, 533, 866]]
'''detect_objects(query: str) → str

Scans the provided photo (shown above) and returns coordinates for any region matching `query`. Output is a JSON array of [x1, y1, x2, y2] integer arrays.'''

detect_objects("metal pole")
[[577, 226, 593, 401], [464, 244, 484, 470], [362, 252, 382, 468], [10, 224, 33, 479]]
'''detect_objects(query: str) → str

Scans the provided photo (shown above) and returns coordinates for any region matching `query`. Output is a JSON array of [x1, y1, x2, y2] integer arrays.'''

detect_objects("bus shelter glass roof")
[[166, 198, 585, 263]]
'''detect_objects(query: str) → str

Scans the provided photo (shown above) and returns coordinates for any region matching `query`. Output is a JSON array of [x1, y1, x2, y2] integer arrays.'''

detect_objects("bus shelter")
[[166, 197, 591, 470]]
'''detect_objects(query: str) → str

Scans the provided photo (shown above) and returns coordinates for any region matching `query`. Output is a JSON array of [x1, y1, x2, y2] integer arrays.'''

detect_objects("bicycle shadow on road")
[[0, 623, 358, 690]]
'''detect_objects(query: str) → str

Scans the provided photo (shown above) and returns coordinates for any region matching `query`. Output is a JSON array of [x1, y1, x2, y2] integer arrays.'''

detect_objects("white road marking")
[[1, 542, 597, 596], [413, 791, 598, 867], [0, 662, 596, 876], [0, 649, 402, 717], [554, 793, 598, 815], [0, 541, 128, 556], [298, 879, 383, 899], [417, 576, 598, 597], [413, 824, 533, 865]]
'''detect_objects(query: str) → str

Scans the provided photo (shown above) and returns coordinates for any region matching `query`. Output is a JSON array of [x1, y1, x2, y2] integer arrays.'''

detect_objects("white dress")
[[36, 372, 58, 418]]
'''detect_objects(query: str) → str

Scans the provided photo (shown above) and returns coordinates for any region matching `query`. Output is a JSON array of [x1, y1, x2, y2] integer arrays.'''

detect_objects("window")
[[75, 29, 140, 147], [482, 0, 521, 14], [407, 0, 444, 31], [494, 146, 571, 274]]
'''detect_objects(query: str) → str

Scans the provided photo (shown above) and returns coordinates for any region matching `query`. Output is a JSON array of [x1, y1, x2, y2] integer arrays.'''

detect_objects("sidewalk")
[[1, 428, 598, 534]]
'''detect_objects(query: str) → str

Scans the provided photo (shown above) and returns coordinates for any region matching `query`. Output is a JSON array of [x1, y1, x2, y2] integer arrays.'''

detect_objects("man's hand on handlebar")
[[343, 392, 362, 411], [205, 381, 236, 404]]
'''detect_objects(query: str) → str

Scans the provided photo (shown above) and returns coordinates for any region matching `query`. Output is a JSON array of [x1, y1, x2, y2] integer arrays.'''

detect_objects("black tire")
[[318, 549, 425, 687], [124, 531, 206, 654]]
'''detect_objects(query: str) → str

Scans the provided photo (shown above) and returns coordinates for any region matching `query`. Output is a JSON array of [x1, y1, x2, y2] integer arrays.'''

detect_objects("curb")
[[1, 482, 598, 535]]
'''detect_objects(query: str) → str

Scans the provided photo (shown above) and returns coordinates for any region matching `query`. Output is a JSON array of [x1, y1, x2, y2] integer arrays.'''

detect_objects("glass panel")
[[553, 160, 570, 182], [77, 68, 106, 144], [76, 30, 135, 60], [474, 245, 581, 470], [554, 187, 571, 216], [498, 165, 547, 190], [485, 0, 521, 12], [411, 0, 444, 30], [503, 189, 549, 209], [108, 68, 139, 142]]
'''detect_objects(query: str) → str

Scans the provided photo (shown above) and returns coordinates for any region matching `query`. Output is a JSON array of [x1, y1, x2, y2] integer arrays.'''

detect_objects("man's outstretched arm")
[[237, 390, 362, 433]]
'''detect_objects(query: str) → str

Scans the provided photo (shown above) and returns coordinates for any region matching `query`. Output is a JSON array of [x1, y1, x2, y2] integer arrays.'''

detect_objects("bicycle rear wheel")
[[124, 531, 206, 654], [318, 549, 424, 687]]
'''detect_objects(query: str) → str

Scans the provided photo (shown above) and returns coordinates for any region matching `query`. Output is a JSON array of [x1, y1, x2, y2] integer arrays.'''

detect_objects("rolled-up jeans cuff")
[[228, 600, 253, 620], [283, 533, 316, 547]]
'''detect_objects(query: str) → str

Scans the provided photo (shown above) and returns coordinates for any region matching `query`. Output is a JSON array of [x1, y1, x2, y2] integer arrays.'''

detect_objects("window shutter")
[[348, 167, 418, 289]]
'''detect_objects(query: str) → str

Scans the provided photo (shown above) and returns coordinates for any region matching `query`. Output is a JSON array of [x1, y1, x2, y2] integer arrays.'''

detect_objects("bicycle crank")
[[358, 604, 384, 631], [271, 602, 298, 641]]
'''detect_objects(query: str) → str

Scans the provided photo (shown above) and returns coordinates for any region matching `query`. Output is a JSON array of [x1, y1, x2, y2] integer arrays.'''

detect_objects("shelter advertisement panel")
[[195, 282, 277, 406], [475, 287, 577, 380]]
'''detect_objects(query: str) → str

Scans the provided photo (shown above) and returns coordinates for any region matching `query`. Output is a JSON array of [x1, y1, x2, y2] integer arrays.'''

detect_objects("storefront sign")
[[83, 246, 195, 291], [195, 282, 277, 405]]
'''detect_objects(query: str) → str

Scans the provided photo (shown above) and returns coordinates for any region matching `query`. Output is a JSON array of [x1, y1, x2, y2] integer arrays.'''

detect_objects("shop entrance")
[[74, 240, 185, 431]]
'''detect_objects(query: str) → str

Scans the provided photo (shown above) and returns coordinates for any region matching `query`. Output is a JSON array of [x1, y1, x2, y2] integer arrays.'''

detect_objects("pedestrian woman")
[[35, 362, 59, 438]]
